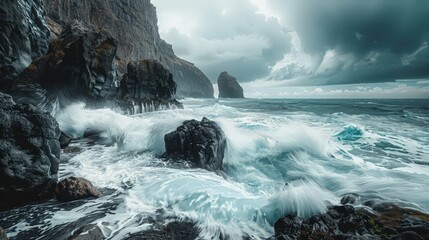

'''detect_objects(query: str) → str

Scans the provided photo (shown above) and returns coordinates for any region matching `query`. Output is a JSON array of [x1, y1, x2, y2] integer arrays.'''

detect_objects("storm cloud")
[[152, 0, 429, 85]]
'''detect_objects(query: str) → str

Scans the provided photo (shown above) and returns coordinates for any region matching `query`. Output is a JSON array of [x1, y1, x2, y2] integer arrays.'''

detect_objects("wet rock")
[[271, 203, 429, 240], [44, 0, 214, 98], [68, 224, 105, 240], [12, 21, 120, 107], [0, 0, 50, 82], [391, 231, 424, 240], [0, 92, 60, 210], [124, 221, 199, 240], [164, 117, 226, 172], [55, 177, 103, 202], [340, 193, 359, 205], [0, 227, 7, 240], [63, 146, 82, 154], [118, 59, 183, 112], [60, 131, 73, 149], [217, 71, 244, 98]]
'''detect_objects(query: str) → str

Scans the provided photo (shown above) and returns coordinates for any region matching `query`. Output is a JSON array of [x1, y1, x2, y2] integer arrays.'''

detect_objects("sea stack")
[[217, 71, 244, 98]]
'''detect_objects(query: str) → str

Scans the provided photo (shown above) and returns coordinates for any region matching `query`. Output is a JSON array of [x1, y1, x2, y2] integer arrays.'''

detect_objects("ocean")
[[1, 98, 429, 239]]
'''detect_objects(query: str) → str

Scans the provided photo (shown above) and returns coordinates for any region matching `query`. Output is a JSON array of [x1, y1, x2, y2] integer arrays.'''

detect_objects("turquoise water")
[[2, 98, 429, 240]]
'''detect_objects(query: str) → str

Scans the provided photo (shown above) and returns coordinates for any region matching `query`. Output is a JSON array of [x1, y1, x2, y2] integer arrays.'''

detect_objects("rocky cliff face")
[[0, 0, 51, 82], [0, 92, 60, 210], [43, 0, 214, 98]]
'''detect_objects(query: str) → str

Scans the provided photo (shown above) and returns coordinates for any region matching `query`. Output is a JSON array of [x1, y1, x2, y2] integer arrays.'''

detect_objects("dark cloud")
[[268, 0, 429, 85], [153, 0, 429, 86], [153, 0, 291, 82]]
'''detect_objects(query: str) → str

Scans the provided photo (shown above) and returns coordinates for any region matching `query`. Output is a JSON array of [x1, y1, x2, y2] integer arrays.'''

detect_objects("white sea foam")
[[43, 99, 429, 239]]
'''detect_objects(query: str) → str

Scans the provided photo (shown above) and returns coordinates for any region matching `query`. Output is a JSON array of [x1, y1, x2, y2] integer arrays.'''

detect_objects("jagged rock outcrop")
[[119, 60, 183, 114], [43, 0, 214, 98], [5, 21, 181, 113], [164, 117, 226, 172], [217, 72, 244, 98], [54, 177, 103, 202], [0, 92, 60, 210], [0, 0, 51, 82], [271, 198, 429, 240], [12, 21, 119, 106]]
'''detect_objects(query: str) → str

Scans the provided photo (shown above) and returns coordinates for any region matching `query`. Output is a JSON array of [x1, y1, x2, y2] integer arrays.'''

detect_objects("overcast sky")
[[152, 0, 429, 98]]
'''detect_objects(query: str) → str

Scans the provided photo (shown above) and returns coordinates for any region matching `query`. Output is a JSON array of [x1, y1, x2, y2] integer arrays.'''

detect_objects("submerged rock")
[[124, 221, 199, 240], [0, 92, 60, 210], [164, 117, 226, 172], [69, 224, 105, 240], [272, 202, 429, 240], [118, 59, 183, 113], [54, 177, 103, 202], [217, 71, 244, 98], [0, 0, 50, 82]]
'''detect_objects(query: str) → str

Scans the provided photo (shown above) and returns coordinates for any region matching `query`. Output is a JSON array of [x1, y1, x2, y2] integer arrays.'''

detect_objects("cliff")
[[42, 0, 214, 98], [0, 0, 51, 82]]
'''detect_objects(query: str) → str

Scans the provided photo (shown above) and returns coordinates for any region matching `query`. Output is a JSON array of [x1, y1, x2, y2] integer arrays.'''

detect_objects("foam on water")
[[4, 99, 428, 240]]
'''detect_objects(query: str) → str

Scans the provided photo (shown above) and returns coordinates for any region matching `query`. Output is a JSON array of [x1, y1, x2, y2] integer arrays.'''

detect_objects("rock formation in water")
[[271, 198, 429, 240], [0, 92, 60, 210], [125, 221, 200, 240], [164, 117, 226, 172], [217, 71, 244, 98], [118, 59, 183, 114], [43, 0, 214, 98], [0, 0, 51, 82], [54, 177, 103, 202]]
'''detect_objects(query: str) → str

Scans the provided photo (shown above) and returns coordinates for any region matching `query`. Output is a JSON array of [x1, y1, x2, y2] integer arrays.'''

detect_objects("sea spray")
[[5, 99, 425, 239]]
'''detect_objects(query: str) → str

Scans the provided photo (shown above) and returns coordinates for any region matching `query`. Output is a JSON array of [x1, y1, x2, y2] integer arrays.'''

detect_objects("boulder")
[[0, 0, 50, 82], [0, 92, 60, 210], [217, 72, 244, 98], [164, 117, 226, 172], [54, 177, 103, 202], [118, 59, 183, 113]]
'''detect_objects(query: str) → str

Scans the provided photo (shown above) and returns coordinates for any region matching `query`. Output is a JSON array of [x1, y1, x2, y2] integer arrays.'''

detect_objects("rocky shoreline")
[[1, 0, 429, 239]]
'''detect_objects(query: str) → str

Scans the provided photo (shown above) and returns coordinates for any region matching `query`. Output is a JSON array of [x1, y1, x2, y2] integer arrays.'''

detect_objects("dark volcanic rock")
[[118, 60, 183, 113], [164, 117, 226, 172], [59, 131, 73, 149], [0, 92, 60, 210], [54, 177, 103, 202], [13, 21, 120, 106], [217, 72, 244, 98], [0, 0, 50, 82], [124, 221, 199, 240], [0, 227, 7, 240], [43, 0, 214, 98], [272, 202, 429, 240]]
